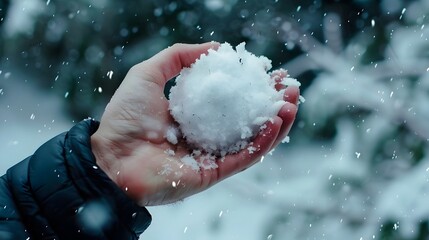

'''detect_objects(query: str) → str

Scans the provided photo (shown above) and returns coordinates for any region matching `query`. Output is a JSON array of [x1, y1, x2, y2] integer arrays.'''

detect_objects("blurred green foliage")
[[1, 0, 389, 120]]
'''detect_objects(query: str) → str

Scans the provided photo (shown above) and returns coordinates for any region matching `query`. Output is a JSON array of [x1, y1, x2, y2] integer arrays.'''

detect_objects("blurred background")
[[1, 0, 429, 239]]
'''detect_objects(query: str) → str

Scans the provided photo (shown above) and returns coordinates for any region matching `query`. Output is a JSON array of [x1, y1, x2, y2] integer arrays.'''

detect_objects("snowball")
[[169, 42, 298, 155]]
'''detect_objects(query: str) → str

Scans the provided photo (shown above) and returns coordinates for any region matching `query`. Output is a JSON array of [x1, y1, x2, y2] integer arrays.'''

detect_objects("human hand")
[[90, 42, 299, 206]]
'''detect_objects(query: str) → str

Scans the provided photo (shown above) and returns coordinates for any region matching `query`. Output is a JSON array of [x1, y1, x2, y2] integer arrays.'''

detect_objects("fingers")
[[213, 116, 283, 182], [271, 85, 299, 146], [283, 85, 300, 104], [271, 68, 289, 91], [272, 101, 298, 147], [132, 42, 220, 87]]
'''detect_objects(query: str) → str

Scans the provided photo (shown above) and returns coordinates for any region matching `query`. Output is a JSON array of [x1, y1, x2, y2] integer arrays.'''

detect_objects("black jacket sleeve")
[[0, 119, 151, 240]]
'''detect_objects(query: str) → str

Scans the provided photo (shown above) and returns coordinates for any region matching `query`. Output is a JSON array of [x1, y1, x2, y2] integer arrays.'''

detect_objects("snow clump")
[[168, 42, 300, 155]]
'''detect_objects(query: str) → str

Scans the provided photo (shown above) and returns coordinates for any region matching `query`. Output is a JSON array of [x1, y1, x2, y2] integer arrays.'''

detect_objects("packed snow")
[[169, 42, 300, 156]]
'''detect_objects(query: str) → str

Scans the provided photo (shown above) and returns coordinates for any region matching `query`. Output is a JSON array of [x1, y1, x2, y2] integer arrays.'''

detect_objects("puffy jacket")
[[0, 119, 151, 239]]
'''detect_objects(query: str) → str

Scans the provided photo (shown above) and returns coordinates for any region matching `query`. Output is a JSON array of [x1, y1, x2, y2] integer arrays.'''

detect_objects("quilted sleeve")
[[5, 119, 151, 239]]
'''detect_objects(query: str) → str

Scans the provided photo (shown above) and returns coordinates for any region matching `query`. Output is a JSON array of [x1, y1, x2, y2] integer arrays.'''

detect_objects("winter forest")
[[1, 0, 429, 239]]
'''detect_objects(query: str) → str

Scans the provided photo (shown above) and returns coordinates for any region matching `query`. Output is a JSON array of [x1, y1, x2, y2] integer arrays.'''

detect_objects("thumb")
[[131, 42, 220, 87]]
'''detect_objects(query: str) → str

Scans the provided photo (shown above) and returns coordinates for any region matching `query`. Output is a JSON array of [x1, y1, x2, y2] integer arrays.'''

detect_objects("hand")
[[90, 42, 299, 206]]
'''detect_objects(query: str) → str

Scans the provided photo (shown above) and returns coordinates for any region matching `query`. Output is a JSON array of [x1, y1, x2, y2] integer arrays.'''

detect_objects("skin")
[[90, 42, 299, 206]]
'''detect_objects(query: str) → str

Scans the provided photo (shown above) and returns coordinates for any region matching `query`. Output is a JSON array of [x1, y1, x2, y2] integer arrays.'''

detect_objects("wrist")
[[90, 131, 120, 186]]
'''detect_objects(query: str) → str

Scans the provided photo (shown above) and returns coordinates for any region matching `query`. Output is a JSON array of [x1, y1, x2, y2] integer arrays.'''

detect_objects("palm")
[[91, 43, 299, 206]]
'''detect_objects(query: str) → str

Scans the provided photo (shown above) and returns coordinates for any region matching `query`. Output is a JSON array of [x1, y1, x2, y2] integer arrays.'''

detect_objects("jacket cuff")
[[65, 119, 151, 235]]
